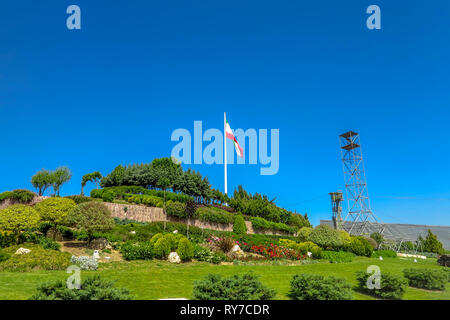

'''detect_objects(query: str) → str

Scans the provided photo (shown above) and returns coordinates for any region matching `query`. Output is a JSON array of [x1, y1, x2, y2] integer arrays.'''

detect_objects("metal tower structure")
[[329, 191, 344, 231], [339, 131, 385, 236]]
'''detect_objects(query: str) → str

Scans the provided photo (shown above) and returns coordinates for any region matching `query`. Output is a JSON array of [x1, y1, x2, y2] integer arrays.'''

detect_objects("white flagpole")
[[224, 112, 227, 195]]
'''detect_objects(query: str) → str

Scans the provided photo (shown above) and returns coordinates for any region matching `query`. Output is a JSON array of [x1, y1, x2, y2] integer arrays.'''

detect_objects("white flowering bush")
[[70, 255, 98, 270]]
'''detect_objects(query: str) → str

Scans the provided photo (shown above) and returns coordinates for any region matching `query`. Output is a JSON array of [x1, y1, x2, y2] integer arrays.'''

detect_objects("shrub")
[[90, 189, 104, 199], [0, 205, 41, 242], [64, 195, 94, 204], [70, 256, 98, 270], [296, 241, 322, 256], [250, 216, 295, 234], [371, 232, 384, 247], [165, 201, 186, 218], [193, 245, 226, 264], [35, 197, 77, 239], [338, 230, 352, 246], [217, 237, 235, 253], [38, 237, 61, 251], [150, 233, 164, 246], [193, 273, 277, 300], [120, 241, 154, 260], [321, 250, 355, 263], [30, 275, 132, 300], [372, 250, 397, 258], [65, 202, 114, 245], [177, 237, 194, 262], [233, 214, 247, 235], [0, 244, 71, 271], [195, 206, 233, 225], [164, 233, 179, 251], [0, 230, 16, 248], [349, 236, 373, 257], [153, 237, 171, 258], [365, 237, 378, 249], [297, 227, 312, 242], [356, 271, 407, 299], [0, 189, 35, 204], [0, 250, 10, 262], [307, 225, 342, 250], [101, 189, 116, 202], [289, 274, 352, 300], [403, 268, 447, 290]]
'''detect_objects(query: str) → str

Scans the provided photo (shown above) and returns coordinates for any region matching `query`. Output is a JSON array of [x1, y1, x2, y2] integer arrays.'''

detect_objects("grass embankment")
[[0, 256, 448, 300]]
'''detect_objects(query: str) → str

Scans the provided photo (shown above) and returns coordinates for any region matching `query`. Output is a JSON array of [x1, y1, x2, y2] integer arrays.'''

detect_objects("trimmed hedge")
[[0, 189, 35, 204], [403, 268, 447, 290], [372, 250, 397, 258], [195, 206, 233, 225], [126, 194, 164, 208], [233, 214, 247, 235], [249, 217, 295, 234], [165, 201, 187, 218], [321, 250, 354, 263], [289, 273, 352, 300], [348, 236, 373, 257]]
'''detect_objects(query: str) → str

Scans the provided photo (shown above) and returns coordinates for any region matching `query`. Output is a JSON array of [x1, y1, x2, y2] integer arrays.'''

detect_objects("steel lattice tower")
[[339, 131, 385, 236]]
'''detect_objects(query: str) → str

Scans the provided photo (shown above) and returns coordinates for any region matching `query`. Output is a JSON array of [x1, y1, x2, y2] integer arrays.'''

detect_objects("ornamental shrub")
[[0, 230, 16, 248], [70, 256, 98, 270], [0, 250, 10, 263], [35, 197, 76, 238], [372, 250, 397, 258], [298, 227, 313, 242], [422, 230, 445, 254], [153, 236, 171, 258], [0, 189, 35, 204], [193, 245, 226, 264], [307, 225, 342, 250], [289, 273, 352, 300], [338, 230, 352, 247], [0, 205, 41, 242], [177, 237, 194, 262], [120, 241, 154, 260], [349, 236, 373, 257], [365, 237, 378, 249], [217, 237, 235, 253], [30, 275, 132, 300], [296, 241, 322, 258], [321, 250, 354, 263], [403, 268, 447, 290], [165, 201, 186, 218], [0, 244, 71, 271], [233, 214, 247, 235], [356, 271, 408, 300], [90, 189, 103, 199], [164, 233, 179, 251], [150, 233, 163, 246], [195, 206, 233, 225], [193, 273, 277, 300], [101, 189, 116, 202]]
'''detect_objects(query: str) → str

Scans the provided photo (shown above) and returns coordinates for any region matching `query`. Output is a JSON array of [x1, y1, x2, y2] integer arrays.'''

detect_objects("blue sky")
[[1, 1, 449, 227]]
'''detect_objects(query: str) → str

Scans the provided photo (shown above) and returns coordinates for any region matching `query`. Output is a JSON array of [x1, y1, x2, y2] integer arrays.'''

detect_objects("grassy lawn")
[[0, 256, 448, 300]]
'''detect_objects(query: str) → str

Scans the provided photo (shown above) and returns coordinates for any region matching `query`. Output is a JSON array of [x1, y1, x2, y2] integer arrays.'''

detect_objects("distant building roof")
[[320, 220, 450, 250]]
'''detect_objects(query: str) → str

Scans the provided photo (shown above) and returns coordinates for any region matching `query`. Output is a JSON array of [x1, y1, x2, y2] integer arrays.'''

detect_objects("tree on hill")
[[35, 197, 76, 239], [81, 172, 102, 195], [51, 167, 72, 196], [422, 229, 444, 254], [31, 169, 53, 196]]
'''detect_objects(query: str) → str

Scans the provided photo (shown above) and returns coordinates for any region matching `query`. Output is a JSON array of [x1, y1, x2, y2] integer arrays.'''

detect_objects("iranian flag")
[[225, 120, 243, 158]]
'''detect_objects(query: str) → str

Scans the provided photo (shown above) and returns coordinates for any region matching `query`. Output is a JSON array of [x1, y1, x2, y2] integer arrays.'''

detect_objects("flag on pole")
[[225, 120, 243, 158]]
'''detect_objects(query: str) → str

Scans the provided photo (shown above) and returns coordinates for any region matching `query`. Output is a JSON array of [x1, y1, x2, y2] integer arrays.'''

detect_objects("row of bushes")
[[120, 233, 194, 262], [249, 217, 295, 234], [0, 189, 35, 204], [91, 186, 192, 204]]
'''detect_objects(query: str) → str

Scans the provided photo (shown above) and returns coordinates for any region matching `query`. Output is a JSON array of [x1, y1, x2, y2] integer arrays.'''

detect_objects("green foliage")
[[0, 205, 40, 240], [288, 213, 311, 229], [65, 202, 114, 244], [30, 275, 132, 300], [0, 244, 71, 271], [372, 250, 397, 258], [34, 198, 76, 236], [289, 273, 352, 300], [64, 195, 94, 204], [307, 225, 343, 250], [365, 237, 378, 249], [50, 167, 72, 196], [127, 194, 164, 208], [233, 214, 247, 235], [321, 250, 354, 263], [150, 233, 164, 246], [38, 237, 61, 251], [31, 169, 53, 196], [153, 236, 171, 259], [90, 189, 104, 199], [195, 206, 233, 225], [120, 241, 154, 260], [338, 230, 352, 246], [0, 249, 10, 262], [348, 236, 373, 257], [81, 172, 102, 195], [193, 273, 277, 300], [101, 189, 115, 202], [422, 230, 445, 254], [403, 268, 447, 290], [371, 232, 384, 247], [165, 201, 186, 218], [193, 245, 225, 264], [177, 237, 194, 261], [250, 216, 295, 234], [356, 271, 408, 300], [0, 189, 35, 204], [298, 227, 312, 242], [295, 241, 322, 258]]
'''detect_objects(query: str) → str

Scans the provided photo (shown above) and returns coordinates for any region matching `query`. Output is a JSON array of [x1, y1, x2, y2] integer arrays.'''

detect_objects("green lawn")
[[0, 256, 448, 300]]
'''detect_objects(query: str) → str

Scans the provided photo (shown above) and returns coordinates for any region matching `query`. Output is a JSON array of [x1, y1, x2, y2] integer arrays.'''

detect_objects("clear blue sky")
[[1, 1, 449, 227]]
